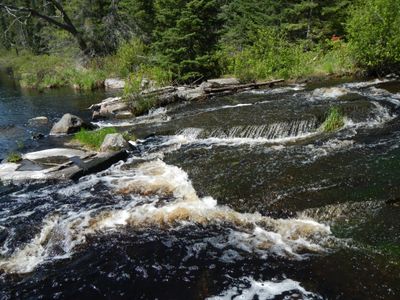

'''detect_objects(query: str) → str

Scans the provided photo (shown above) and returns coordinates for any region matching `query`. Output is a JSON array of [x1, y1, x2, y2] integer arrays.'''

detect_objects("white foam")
[[247, 84, 306, 95], [0, 160, 331, 274], [172, 120, 320, 147], [207, 277, 321, 300], [342, 78, 391, 89], [311, 87, 349, 100]]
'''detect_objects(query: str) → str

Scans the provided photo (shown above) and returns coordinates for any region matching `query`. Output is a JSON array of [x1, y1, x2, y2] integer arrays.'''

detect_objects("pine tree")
[[153, 0, 223, 81], [220, 0, 281, 47]]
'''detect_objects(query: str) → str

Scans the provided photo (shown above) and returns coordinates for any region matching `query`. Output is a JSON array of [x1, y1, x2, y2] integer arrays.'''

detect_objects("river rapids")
[[0, 76, 399, 299]]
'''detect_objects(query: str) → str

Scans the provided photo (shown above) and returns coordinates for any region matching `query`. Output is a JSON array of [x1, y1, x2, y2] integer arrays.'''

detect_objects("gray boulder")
[[176, 87, 205, 101], [50, 113, 91, 135], [28, 116, 48, 126], [90, 97, 132, 120], [100, 133, 129, 152], [104, 78, 125, 90]]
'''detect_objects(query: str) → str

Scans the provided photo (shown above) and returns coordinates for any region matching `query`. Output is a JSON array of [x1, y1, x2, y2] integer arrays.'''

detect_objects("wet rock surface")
[[90, 97, 132, 120], [0, 148, 128, 183], [28, 116, 48, 126], [100, 133, 130, 152], [50, 113, 95, 135]]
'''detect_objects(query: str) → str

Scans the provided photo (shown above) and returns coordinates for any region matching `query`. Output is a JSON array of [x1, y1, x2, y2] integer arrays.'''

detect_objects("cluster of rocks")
[[1, 110, 133, 183], [0, 148, 128, 183]]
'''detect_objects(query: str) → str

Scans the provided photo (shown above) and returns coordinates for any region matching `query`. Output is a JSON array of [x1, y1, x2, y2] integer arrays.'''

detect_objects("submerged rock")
[[104, 78, 125, 90], [50, 113, 94, 135], [100, 133, 129, 152], [28, 116, 48, 126]]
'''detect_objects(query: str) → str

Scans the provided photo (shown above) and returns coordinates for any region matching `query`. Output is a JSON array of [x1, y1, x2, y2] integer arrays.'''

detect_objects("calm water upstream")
[[0, 70, 114, 159], [0, 73, 399, 299]]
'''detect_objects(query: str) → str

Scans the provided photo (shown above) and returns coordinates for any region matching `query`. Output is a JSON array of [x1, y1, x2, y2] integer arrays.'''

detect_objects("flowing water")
[[0, 74, 399, 299]]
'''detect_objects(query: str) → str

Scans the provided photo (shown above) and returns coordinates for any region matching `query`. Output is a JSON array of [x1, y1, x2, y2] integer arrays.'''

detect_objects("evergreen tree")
[[153, 0, 223, 81], [220, 0, 281, 48], [119, 0, 156, 43]]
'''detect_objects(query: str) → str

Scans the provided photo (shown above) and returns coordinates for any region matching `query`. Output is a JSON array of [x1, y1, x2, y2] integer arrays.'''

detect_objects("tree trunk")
[[0, 2, 91, 55]]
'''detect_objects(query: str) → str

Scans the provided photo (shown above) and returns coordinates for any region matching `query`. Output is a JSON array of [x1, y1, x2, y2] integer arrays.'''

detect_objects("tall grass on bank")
[[0, 50, 108, 90]]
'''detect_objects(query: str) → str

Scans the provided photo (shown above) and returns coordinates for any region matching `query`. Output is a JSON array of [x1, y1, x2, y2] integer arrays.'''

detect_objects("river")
[[0, 73, 399, 299]]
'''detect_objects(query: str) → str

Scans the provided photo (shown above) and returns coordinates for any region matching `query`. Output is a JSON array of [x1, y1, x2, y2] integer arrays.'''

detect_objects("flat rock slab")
[[22, 148, 88, 161], [0, 148, 128, 184]]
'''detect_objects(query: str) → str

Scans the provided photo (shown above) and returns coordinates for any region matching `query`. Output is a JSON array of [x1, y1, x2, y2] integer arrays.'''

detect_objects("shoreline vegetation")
[[1, 0, 399, 101], [0, 38, 357, 92]]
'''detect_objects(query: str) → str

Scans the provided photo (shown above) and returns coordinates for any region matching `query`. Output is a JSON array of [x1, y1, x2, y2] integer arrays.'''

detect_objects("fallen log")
[[141, 86, 176, 96], [204, 79, 285, 95]]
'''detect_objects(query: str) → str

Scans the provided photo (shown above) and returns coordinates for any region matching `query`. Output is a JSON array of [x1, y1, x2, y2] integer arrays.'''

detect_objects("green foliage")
[[347, 0, 400, 73], [67, 68, 106, 91], [74, 128, 118, 150], [115, 38, 149, 77], [125, 94, 158, 116], [6, 152, 22, 163], [220, 0, 351, 47], [2, 0, 396, 87], [218, 31, 356, 82], [219, 29, 313, 81], [153, 0, 222, 82], [321, 107, 345, 132], [0, 51, 107, 90], [124, 65, 172, 95]]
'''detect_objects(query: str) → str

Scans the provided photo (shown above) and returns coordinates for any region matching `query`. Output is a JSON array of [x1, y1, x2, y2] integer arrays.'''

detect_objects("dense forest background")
[[0, 0, 399, 90]]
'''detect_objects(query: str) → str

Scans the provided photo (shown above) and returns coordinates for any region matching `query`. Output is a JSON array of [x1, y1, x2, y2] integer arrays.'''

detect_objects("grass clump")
[[125, 94, 158, 116], [321, 107, 345, 132], [74, 127, 118, 150], [6, 152, 22, 163]]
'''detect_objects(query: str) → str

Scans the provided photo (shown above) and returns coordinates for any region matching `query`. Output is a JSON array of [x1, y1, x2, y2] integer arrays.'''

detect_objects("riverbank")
[[0, 41, 359, 93]]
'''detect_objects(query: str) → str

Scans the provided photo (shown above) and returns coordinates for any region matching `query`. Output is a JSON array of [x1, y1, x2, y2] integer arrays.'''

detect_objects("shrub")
[[219, 29, 317, 81], [347, 0, 400, 74], [74, 128, 118, 150], [125, 94, 158, 116], [115, 38, 149, 77], [124, 65, 172, 95], [321, 107, 345, 132]]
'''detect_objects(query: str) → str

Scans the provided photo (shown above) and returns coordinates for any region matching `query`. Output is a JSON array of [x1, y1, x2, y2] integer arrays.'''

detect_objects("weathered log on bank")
[[90, 78, 285, 120], [203, 79, 285, 96]]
